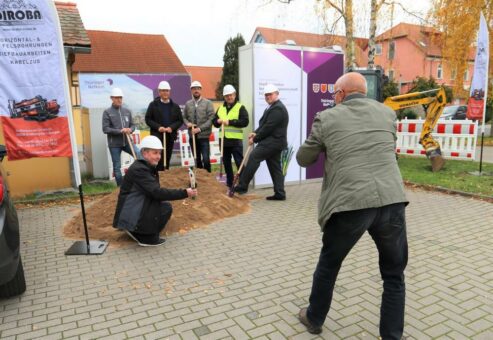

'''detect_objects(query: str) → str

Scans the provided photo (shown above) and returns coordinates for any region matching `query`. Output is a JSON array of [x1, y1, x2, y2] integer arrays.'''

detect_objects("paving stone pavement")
[[1, 183, 492, 340]]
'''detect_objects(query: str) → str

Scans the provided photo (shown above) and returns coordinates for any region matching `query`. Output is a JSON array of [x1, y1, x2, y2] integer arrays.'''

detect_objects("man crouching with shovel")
[[113, 136, 197, 246]]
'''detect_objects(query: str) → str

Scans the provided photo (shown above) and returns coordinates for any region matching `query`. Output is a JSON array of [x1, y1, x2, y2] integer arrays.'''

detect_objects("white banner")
[[0, 0, 80, 184], [467, 11, 489, 133], [253, 46, 302, 186]]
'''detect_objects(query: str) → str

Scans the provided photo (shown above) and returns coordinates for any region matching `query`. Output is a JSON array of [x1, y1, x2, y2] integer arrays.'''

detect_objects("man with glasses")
[[296, 72, 408, 339], [145, 81, 183, 171], [183, 80, 215, 172], [234, 84, 289, 200]]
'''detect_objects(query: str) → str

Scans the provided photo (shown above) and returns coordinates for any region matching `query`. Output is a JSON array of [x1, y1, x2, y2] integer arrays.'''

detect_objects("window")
[[388, 69, 394, 81], [464, 68, 469, 81], [451, 68, 457, 80], [375, 44, 382, 55], [254, 34, 265, 43], [437, 64, 443, 79], [388, 41, 395, 60]]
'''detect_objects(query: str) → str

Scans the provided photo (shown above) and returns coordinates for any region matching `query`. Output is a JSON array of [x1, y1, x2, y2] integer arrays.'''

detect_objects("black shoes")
[[266, 195, 286, 201], [125, 230, 166, 247], [298, 308, 322, 334]]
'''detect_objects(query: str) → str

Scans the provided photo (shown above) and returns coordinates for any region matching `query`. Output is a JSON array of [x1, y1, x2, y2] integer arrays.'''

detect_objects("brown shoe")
[[298, 308, 322, 334]]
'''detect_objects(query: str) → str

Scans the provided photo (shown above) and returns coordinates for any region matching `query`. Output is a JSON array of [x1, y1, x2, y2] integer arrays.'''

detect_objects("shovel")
[[163, 131, 167, 170], [228, 144, 253, 197], [126, 133, 137, 159], [217, 123, 225, 181]]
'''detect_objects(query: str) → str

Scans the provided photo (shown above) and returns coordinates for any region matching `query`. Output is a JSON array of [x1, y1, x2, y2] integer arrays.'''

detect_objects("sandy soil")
[[63, 168, 256, 248]]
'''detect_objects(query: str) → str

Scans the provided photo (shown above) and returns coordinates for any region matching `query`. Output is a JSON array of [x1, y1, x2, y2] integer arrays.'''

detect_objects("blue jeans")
[[191, 137, 211, 172], [307, 203, 408, 340], [109, 143, 140, 186]]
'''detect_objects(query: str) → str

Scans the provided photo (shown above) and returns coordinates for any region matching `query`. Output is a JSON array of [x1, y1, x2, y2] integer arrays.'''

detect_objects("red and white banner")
[[0, 1, 74, 161], [467, 11, 489, 129]]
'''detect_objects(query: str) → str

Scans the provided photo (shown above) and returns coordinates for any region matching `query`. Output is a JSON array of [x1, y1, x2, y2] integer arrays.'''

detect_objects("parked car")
[[441, 105, 467, 120], [0, 145, 26, 298]]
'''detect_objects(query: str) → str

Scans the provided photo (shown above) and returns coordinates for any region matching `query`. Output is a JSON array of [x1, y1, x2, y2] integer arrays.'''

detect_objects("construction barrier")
[[396, 118, 478, 160], [178, 128, 221, 167]]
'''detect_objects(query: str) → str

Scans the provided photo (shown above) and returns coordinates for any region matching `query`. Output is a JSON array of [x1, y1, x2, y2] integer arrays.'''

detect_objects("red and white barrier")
[[396, 119, 478, 160], [178, 128, 221, 167]]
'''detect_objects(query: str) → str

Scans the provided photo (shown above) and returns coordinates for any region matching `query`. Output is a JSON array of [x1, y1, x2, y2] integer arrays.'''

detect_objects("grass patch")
[[476, 136, 493, 146], [14, 180, 117, 203], [398, 156, 493, 196]]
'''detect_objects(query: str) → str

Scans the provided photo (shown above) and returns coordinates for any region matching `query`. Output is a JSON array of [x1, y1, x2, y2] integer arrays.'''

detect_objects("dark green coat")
[[297, 93, 408, 230]]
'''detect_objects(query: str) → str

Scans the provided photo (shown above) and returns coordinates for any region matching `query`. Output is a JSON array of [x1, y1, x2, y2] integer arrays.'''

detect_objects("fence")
[[396, 118, 478, 160]]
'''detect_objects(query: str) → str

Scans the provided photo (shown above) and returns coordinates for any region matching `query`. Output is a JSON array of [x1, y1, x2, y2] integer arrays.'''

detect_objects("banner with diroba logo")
[[0, 0, 73, 161]]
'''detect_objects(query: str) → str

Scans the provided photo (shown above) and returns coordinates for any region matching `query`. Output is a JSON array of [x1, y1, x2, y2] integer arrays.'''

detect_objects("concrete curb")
[[404, 180, 493, 203]]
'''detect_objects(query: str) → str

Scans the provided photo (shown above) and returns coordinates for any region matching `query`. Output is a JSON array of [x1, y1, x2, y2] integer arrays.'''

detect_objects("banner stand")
[[65, 185, 109, 255]]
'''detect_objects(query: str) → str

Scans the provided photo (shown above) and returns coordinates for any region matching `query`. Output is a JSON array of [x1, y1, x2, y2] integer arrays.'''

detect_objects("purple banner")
[[128, 74, 191, 106], [304, 52, 344, 179]]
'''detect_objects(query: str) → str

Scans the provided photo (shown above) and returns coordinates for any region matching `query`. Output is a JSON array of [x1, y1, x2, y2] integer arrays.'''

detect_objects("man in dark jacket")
[[113, 136, 197, 246], [212, 84, 249, 188], [234, 84, 288, 200], [102, 87, 140, 186], [145, 81, 183, 171]]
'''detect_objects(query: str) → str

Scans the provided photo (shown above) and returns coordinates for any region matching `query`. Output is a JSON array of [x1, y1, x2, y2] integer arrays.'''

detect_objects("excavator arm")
[[384, 88, 447, 171]]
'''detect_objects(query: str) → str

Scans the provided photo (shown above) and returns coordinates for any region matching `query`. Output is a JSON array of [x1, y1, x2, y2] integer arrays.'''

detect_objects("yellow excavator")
[[384, 88, 448, 172]]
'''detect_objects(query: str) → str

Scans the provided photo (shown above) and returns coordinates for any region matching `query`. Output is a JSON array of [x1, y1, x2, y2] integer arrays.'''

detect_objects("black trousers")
[[222, 144, 243, 187], [156, 134, 174, 171], [134, 202, 173, 242], [307, 203, 408, 340], [236, 144, 285, 197]]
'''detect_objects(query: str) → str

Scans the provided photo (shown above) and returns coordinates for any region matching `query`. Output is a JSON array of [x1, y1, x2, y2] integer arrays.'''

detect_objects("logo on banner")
[[0, 1, 43, 25], [328, 84, 334, 93], [312, 83, 320, 93], [320, 84, 327, 93]]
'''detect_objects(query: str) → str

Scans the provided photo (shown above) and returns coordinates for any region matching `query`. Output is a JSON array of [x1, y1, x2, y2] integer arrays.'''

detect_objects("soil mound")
[[63, 168, 255, 248]]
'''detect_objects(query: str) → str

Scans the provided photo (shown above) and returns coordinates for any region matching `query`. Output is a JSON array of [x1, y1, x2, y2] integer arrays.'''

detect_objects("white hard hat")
[[140, 136, 163, 150], [110, 87, 123, 97], [190, 81, 202, 88], [223, 84, 236, 96], [263, 84, 279, 95], [158, 81, 171, 90]]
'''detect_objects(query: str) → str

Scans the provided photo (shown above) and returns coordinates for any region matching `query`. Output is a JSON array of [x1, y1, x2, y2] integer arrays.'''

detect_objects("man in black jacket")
[[113, 136, 197, 246], [145, 81, 183, 171], [234, 84, 289, 200]]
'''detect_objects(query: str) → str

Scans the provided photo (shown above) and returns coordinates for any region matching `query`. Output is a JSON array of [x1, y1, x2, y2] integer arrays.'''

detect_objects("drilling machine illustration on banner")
[[8, 95, 60, 121]]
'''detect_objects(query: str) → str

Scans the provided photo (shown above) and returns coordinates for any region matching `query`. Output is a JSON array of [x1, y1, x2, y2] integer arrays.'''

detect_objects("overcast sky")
[[68, 0, 432, 67]]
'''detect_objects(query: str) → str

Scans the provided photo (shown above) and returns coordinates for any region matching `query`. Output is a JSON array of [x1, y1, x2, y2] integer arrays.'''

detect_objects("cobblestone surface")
[[1, 183, 492, 339]]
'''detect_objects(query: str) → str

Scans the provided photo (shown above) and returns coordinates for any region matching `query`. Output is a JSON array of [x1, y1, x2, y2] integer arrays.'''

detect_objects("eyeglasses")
[[332, 89, 343, 99]]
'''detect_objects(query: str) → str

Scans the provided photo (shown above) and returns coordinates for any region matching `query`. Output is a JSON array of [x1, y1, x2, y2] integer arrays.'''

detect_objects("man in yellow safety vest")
[[212, 84, 249, 188]]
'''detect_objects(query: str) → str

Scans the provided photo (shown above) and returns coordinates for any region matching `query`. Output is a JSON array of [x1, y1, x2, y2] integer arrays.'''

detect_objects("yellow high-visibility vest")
[[217, 102, 243, 139]]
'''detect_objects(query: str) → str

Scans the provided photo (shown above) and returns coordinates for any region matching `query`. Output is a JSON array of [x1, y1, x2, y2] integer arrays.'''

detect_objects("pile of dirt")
[[63, 168, 256, 248]]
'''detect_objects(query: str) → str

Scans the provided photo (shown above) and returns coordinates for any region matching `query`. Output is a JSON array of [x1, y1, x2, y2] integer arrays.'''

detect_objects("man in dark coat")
[[145, 81, 183, 171], [234, 84, 288, 200], [113, 136, 197, 246]]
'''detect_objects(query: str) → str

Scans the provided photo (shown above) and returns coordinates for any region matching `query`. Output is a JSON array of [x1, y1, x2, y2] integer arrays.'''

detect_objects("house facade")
[[367, 23, 475, 102]]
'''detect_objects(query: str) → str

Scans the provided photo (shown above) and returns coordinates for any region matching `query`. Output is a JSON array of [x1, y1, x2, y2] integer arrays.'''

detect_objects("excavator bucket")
[[427, 148, 445, 172], [430, 155, 445, 172]]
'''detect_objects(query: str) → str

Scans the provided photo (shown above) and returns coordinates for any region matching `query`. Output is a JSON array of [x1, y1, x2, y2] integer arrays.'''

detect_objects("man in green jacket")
[[296, 72, 408, 339]]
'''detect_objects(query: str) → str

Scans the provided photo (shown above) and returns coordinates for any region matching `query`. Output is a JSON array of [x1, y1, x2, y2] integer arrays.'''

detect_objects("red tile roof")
[[252, 27, 369, 66], [73, 31, 187, 73], [185, 66, 223, 100], [54, 2, 90, 47]]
